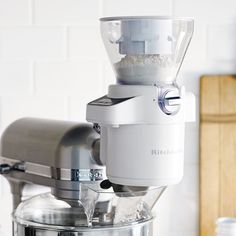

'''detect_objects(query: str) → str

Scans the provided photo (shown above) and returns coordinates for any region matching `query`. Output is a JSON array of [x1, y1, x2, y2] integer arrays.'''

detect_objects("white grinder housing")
[[87, 16, 195, 187]]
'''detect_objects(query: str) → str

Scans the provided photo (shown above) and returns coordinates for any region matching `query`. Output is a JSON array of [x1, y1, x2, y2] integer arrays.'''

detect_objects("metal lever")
[[0, 163, 12, 174], [165, 96, 181, 106], [159, 88, 182, 115], [0, 162, 25, 174]]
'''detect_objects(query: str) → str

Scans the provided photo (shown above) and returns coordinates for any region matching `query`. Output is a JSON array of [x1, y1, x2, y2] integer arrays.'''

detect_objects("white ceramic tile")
[[1, 96, 68, 132], [0, 0, 30, 26], [0, 177, 12, 236], [34, 0, 100, 26], [207, 25, 236, 61], [204, 61, 236, 74], [155, 163, 199, 233], [168, 231, 198, 236], [35, 61, 103, 95], [68, 26, 105, 59], [0, 27, 66, 60], [173, 0, 236, 23], [167, 190, 199, 231], [0, 195, 12, 235], [179, 61, 236, 94], [102, 0, 172, 17], [0, 176, 10, 198], [178, 71, 200, 96], [181, 21, 207, 69], [102, 61, 116, 93], [155, 189, 172, 234], [0, 62, 31, 95], [0, 228, 6, 236], [68, 94, 103, 122], [184, 123, 200, 164], [179, 163, 199, 197], [156, 230, 198, 236]]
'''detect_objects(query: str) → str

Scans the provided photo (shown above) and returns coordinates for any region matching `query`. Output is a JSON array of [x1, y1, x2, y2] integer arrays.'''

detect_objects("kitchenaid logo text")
[[151, 149, 183, 156]]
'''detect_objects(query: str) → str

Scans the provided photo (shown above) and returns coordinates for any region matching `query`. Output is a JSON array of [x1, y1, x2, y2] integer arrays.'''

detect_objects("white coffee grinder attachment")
[[87, 16, 195, 187]]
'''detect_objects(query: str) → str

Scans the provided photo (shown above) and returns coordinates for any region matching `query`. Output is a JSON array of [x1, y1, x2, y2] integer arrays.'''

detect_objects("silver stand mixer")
[[0, 16, 194, 236]]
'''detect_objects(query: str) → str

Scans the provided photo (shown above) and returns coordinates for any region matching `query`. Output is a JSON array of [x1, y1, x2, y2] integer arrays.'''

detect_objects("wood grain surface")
[[200, 75, 236, 236]]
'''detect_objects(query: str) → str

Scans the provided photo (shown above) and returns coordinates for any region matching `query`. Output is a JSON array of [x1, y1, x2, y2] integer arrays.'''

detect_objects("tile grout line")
[[29, 60, 35, 95], [29, 0, 35, 25], [98, 0, 104, 18], [0, 96, 2, 135], [63, 25, 70, 61], [0, 96, 6, 200], [99, 61, 105, 94], [66, 96, 71, 120], [171, 0, 175, 15]]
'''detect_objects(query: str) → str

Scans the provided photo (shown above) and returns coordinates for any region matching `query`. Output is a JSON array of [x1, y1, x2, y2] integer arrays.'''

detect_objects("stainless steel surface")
[[0, 163, 12, 174], [92, 139, 103, 166], [158, 87, 181, 115], [0, 118, 104, 205], [25, 162, 51, 178], [1, 118, 158, 236], [1, 118, 101, 169], [9, 179, 25, 210], [1, 157, 104, 181], [0, 158, 25, 174], [100, 16, 194, 21], [13, 220, 154, 236], [57, 168, 103, 181]]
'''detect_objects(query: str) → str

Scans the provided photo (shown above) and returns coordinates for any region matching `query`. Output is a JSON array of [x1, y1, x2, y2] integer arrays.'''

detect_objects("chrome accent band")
[[0, 156, 103, 182], [57, 168, 104, 181], [13, 219, 154, 236]]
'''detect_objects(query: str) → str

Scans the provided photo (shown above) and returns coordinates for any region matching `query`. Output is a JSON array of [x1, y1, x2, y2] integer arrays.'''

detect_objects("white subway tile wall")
[[0, 62, 31, 95], [34, 0, 101, 26], [1, 96, 68, 131], [68, 26, 105, 59], [102, 0, 172, 16], [34, 60, 103, 95], [0, 0, 31, 26], [0, 27, 66, 60], [207, 25, 236, 61], [0, 0, 235, 235]]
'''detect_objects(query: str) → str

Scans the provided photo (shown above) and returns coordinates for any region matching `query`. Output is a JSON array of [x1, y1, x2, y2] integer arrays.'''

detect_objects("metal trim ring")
[[0, 157, 103, 182], [56, 168, 104, 181], [13, 219, 154, 235]]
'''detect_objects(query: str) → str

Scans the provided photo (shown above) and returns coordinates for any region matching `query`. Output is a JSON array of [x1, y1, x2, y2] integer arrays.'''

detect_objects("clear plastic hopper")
[[100, 16, 194, 85]]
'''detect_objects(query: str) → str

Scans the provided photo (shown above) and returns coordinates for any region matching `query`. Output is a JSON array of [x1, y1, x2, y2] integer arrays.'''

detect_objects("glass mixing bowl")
[[13, 183, 165, 230]]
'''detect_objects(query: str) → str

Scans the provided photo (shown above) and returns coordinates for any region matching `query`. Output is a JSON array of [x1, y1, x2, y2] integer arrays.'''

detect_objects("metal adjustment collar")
[[158, 86, 182, 115]]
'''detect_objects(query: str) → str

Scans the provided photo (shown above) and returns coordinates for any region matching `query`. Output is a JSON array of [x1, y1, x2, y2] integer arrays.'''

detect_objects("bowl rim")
[[100, 16, 194, 22]]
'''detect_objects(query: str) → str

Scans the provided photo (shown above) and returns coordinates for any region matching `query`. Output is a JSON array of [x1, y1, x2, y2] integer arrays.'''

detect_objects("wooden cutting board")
[[200, 75, 236, 236]]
